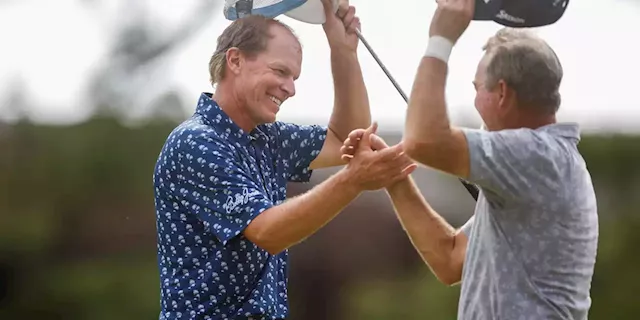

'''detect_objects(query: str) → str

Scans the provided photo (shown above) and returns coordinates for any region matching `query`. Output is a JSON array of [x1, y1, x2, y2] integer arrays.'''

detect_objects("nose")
[[281, 77, 296, 98]]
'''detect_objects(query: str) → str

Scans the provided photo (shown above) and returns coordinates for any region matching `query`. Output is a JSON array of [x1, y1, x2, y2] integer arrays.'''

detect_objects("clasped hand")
[[340, 123, 417, 191]]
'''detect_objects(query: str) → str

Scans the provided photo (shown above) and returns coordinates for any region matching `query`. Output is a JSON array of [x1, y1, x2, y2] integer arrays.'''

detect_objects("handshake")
[[338, 122, 417, 192]]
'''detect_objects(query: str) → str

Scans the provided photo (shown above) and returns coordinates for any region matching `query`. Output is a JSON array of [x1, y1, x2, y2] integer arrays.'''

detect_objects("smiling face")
[[230, 23, 302, 126]]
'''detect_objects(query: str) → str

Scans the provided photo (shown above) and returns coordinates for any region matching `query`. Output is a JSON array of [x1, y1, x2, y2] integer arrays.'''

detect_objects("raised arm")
[[403, 0, 474, 178], [309, 0, 372, 169]]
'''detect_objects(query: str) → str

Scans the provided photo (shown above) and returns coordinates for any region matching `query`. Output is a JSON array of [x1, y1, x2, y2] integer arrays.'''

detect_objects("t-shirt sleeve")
[[171, 130, 274, 245], [273, 122, 328, 182], [460, 215, 475, 238], [461, 128, 561, 202]]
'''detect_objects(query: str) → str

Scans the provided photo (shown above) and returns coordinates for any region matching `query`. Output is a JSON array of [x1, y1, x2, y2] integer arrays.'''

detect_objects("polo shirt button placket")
[[249, 135, 273, 202]]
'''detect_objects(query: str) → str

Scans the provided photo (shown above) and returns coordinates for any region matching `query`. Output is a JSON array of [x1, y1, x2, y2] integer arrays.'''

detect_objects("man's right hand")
[[340, 123, 417, 191]]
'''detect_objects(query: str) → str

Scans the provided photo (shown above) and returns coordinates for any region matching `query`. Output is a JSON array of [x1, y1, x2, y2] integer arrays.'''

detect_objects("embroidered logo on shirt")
[[223, 187, 263, 214]]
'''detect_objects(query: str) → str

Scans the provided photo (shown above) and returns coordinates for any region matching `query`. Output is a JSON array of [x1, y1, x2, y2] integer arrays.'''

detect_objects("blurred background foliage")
[[1, 0, 640, 319], [0, 115, 639, 319]]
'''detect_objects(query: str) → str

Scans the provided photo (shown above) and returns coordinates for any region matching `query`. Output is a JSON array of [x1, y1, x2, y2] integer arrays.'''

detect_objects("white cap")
[[284, 0, 338, 24]]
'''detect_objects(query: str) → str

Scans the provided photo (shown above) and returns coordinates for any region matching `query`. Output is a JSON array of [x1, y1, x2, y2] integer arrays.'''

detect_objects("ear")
[[496, 79, 514, 110], [225, 47, 243, 76]]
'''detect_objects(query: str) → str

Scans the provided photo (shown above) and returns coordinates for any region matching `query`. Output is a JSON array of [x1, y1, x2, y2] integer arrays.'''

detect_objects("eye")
[[273, 68, 286, 76]]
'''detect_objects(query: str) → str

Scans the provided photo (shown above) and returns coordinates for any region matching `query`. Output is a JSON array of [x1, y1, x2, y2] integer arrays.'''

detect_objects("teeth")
[[269, 96, 282, 106]]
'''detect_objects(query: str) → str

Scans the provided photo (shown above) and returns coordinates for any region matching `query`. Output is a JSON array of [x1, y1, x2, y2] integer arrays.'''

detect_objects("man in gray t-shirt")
[[457, 124, 598, 319], [340, 3, 598, 319]]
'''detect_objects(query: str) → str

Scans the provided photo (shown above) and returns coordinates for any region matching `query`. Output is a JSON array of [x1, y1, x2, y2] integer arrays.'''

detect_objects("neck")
[[500, 107, 557, 131], [212, 82, 256, 132]]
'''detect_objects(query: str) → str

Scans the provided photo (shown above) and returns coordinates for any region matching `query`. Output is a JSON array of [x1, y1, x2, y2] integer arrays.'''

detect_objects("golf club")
[[355, 29, 479, 201]]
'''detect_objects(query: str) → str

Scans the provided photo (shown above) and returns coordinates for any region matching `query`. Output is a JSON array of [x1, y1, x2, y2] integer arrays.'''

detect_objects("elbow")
[[250, 232, 286, 256], [403, 137, 435, 164], [418, 257, 462, 286], [244, 222, 287, 255], [438, 270, 463, 287], [403, 137, 422, 161], [439, 256, 464, 286], [417, 241, 464, 286]]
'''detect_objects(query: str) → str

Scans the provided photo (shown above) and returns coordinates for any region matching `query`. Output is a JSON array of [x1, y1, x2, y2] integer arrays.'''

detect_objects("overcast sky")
[[1, 0, 639, 133]]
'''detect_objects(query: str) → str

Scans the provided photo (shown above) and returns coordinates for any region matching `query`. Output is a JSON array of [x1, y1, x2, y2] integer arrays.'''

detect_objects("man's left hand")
[[322, 0, 360, 52]]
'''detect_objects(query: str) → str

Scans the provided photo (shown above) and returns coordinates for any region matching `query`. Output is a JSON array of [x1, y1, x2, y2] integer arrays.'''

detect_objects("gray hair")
[[482, 28, 563, 114]]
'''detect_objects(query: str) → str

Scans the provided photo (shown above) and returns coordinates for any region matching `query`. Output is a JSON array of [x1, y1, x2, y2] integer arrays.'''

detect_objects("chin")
[[258, 111, 278, 124], [263, 114, 277, 124], [262, 104, 280, 123]]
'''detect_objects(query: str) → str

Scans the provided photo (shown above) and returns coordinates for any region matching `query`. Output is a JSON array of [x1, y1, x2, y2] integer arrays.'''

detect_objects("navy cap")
[[474, 0, 570, 28]]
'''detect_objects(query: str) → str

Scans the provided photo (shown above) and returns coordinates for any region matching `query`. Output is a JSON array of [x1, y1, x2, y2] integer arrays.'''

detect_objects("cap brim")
[[473, 0, 502, 20], [284, 0, 338, 24], [493, 0, 569, 28]]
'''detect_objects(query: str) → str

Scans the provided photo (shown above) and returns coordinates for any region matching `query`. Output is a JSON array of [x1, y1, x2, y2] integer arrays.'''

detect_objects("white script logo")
[[223, 187, 262, 214]]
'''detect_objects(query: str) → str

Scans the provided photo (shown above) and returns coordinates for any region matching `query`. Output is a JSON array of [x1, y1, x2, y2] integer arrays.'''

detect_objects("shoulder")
[[462, 126, 568, 161], [162, 118, 238, 167], [263, 121, 326, 135], [261, 121, 327, 148], [170, 119, 230, 149]]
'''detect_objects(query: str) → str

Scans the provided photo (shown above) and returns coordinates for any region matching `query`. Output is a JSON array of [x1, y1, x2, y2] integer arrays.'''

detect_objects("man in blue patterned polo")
[[152, 1, 416, 319]]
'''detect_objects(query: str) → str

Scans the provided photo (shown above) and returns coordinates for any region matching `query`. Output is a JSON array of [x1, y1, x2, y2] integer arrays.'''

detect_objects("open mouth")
[[269, 95, 282, 107]]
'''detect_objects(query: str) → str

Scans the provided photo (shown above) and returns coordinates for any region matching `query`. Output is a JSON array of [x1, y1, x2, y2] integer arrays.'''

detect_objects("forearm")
[[328, 50, 371, 140], [404, 58, 455, 159], [245, 169, 360, 255], [386, 176, 462, 285]]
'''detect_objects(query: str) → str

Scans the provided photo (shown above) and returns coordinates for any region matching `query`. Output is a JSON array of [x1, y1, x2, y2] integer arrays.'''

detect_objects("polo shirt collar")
[[538, 122, 581, 143], [195, 92, 269, 144]]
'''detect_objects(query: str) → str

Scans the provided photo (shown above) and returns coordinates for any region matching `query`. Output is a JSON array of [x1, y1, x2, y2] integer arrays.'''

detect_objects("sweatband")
[[424, 36, 454, 63]]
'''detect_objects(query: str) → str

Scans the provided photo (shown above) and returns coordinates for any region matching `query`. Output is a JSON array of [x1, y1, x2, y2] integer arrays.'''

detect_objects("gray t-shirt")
[[458, 123, 599, 320]]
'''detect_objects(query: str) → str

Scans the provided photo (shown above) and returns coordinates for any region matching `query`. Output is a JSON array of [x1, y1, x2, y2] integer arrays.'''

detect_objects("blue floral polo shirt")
[[153, 92, 327, 319]]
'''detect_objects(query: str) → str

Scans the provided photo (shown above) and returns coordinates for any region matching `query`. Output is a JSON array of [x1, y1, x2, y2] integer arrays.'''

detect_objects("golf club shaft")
[[355, 29, 408, 102], [355, 29, 480, 201]]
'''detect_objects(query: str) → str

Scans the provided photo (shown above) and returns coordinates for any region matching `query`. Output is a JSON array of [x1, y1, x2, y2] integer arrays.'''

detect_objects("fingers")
[[340, 6, 356, 28], [340, 128, 364, 155], [402, 163, 418, 176], [375, 155, 417, 188], [322, 0, 341, 22], [358, 121, 378, 151], [387, 163, 418, 186], [321, 0, 333, 14], [369, 134, 388, 151], [347, 17, 360, 34], [335, 3, 360, 34], [336, 0, 349, 18], [340, 132, 386, 158], [340, 139, 356, 159], [436, 0, 474, 16], [341, 153, 353, 162], [348, 128, 365, 141], [375, 141, 405, 161]]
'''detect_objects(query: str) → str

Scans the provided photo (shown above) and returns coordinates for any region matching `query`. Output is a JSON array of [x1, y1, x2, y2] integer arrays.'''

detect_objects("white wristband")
[[424, 35, 454, 63]]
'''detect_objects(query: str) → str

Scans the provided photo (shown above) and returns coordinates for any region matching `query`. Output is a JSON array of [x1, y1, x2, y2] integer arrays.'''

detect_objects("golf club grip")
[[355, 29, 480, 201]]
